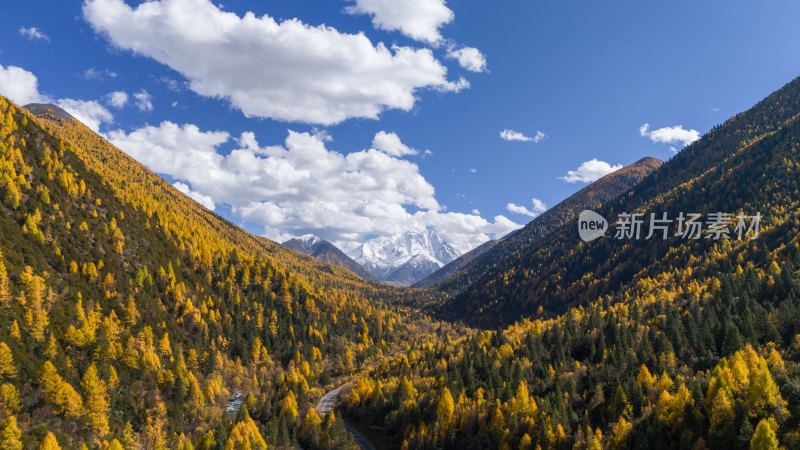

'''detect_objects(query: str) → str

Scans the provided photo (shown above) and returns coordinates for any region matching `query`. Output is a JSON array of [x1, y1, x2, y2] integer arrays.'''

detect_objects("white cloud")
[[371, 131, 418, 157], [0, 64, 49, 105], [19, 26, 49, 42], [0, 64, 113, 132], [133, 89, 153, 111], [83, 67, 117, 80], [531, 198, 547, 213], [104, 89, 152, 111], [639, 123, 700, 150], [344, 0, 454, 44], [507, 198, 547, 218], [500, 129, 545, 143], [83, 0, 467, 125], [105, 91, 129, 108], [56, 99, 114, 132], [173, 182, 215, 210], [500, 129, 531, 141], [469, 168, 476, 173], [500, 129, 530, 142], [107, 122, 519, 252], [559, 159, 622, 183], [447, 46, 487, 72]]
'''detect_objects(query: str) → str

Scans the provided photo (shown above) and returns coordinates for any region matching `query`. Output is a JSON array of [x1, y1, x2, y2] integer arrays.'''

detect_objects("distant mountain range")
[[415, 156, 663, 290], [353, 229, 460, 286], [282, 234, 374, 281]]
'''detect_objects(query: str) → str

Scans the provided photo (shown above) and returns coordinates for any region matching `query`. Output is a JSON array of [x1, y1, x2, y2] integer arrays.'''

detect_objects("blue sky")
[[2, 0, 799, 254]]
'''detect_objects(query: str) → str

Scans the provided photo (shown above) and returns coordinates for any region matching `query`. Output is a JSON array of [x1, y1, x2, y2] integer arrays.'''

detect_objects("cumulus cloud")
[[371, 131, 418, 157], [19, 26, 49, 42], [104, 89, 152, 112], [446, 46, 487, 72], [105, 91, 129, 108], [0, 64, 114, 132], [55, 99, 114, 132], [173, 182, 215, 210], [507, 198, 547, 218], [531, 198, 547, 213], [0, 64, 49, 105], [133, 89, 153, 111], [639, 123, 700, 150], [559, 159, 622, 183], [107, 122, 519, 253], [83, 0, 467, 125], [344, 0, 454, 44]]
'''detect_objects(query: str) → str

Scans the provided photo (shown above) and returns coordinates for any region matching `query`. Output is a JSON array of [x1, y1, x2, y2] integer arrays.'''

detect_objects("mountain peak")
[[282, 235, 373, 281], [24, 103, 75, 123], [297, 234, 321, 246], [355, 229, 459, 286]]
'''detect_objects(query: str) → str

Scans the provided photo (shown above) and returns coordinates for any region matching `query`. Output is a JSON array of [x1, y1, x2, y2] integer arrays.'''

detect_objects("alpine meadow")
[[2, 1, 800, 449]]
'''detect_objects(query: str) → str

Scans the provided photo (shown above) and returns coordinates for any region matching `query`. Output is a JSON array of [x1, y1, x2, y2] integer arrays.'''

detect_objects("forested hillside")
[[4, 72, 800, 450], [413, 239, 501, 290], [440, 77, 800, 328], [0, 97, 455, 448], [339, 78, 800, 449], [416, 157, 662, 292]]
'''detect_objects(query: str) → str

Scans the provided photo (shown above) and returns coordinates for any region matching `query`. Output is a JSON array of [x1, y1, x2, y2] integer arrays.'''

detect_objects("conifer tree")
[[0, 416, 22, 450], [82, 363, 110, 438], [750, 419, 778, 450], [0, 343, 16, 379], [39, 432, 61, 450]]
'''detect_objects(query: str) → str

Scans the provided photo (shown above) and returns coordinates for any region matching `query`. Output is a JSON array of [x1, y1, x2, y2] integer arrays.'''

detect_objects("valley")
[[1, 3, 800, 447], [0, 73, 799, 448]]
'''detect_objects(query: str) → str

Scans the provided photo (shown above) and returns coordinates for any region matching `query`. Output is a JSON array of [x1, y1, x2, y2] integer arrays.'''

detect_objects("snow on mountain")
[[282, 234, 374, 281], [353, 230, 460, 286], [294, 234, 321, 250]]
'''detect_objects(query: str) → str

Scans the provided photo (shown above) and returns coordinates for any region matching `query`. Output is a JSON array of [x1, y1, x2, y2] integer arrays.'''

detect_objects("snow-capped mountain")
[[286, 234, 322, 251], [282, 234, 374, 281], [353, 230, 461, 286]]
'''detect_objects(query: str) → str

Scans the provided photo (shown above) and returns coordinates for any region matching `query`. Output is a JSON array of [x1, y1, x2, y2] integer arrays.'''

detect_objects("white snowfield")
[[352, 229, 460, 285]]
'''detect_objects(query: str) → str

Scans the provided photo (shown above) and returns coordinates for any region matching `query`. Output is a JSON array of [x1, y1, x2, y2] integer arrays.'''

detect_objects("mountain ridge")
[[438, 76, 800, 327], [282, 234, 374, 281], [415, 156, 663, 291], [0, 97, 448, 447], [354, 229, 459, 286]]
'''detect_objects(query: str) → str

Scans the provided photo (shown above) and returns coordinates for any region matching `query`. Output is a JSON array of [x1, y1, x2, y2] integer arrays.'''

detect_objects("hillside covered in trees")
[[0, 97, 456, 448], [341, 77, 800, 449], [414, 157, 663, 291], [436, 76, 800, 328], [2, 71, 800, 450]]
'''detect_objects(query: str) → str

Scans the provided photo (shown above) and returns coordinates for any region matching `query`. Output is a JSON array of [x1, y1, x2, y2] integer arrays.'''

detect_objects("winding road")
[[316, 385, 376, 450], [316, 385, 345, 414]]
